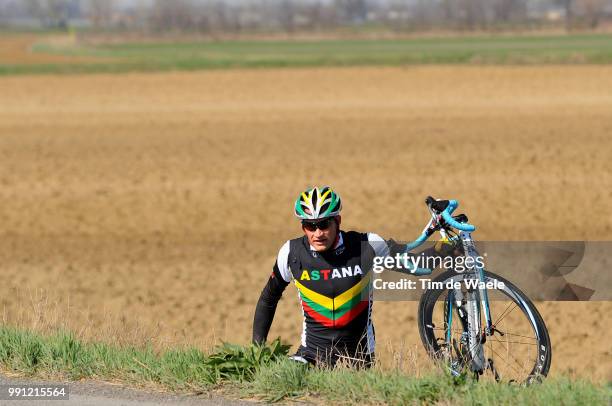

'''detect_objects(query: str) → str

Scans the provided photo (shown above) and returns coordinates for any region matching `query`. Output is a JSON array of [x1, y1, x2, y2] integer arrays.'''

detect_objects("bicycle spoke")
[[489, 346, 528, 379], [501, 332, 538, 341], [427, 326, 451, 331], [493, 302, 517, 327], [489, 337, 537, 346], [496, 341, 532, 377]]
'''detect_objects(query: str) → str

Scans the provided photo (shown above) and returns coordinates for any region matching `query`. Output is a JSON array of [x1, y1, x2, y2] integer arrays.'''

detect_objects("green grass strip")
[[0, 325, 609, 404], [3, 33, 612, 76], [250, 360, 611, 405], [0, 325, 287, 389]]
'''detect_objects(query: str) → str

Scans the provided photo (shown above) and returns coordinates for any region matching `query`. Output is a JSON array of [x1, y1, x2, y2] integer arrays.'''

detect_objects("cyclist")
[[252, 186, 452, 367]]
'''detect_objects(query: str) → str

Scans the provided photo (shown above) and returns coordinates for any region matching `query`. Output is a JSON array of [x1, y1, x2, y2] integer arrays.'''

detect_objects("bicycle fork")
[[445, 231, 494, 375], [465, 288, 487, 373], [446, 286, 487, 374]]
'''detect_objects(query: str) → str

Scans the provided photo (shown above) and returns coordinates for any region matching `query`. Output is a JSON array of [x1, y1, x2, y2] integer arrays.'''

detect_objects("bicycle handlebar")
[[405, 197, 476, 251], [440, 200, 476, 232]]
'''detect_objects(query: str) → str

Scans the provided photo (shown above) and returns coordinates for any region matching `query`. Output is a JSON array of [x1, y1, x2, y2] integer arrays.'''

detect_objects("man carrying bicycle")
[[252, 186, 454, 367]]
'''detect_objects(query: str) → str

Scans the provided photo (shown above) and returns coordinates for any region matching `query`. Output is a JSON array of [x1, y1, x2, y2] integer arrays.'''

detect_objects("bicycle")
[[407, 197, 551, 384]]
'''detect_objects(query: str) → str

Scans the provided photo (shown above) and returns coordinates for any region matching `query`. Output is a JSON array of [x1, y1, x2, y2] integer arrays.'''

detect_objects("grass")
[[0, 325, 609, 405], [251, 360, 610, 405], [0, 325, 288, 390], [2, 33, 612, 75]]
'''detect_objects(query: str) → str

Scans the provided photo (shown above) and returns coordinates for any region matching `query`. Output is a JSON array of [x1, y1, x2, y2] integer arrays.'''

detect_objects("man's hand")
[[434, 238, 464, 257]]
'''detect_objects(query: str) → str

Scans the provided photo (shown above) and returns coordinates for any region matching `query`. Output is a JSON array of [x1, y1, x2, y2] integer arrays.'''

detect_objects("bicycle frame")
[[406, 199, 495, 373]]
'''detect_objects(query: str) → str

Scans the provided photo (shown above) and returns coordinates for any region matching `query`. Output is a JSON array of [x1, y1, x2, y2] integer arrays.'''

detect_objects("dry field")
[[0, 34, 96, 65], [0, 66, 611, 380]]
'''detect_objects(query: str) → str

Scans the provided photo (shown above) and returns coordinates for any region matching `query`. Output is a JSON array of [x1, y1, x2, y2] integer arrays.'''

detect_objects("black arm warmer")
[[252, 264, 289, 345]]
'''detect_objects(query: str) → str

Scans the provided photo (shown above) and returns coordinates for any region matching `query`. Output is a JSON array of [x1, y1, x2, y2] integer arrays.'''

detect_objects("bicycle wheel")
[[418, 270, 551, 384]]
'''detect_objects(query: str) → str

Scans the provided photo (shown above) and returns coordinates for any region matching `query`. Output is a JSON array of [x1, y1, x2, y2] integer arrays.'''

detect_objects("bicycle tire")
[[418, 270, 552, 383]]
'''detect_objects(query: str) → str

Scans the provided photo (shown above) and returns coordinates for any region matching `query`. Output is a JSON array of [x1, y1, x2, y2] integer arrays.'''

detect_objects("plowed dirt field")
[[1, 66, 610, 380]]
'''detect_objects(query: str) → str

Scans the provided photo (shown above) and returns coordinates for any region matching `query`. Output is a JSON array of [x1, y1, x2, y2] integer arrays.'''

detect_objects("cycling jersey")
[[253, 230, 406, 366]]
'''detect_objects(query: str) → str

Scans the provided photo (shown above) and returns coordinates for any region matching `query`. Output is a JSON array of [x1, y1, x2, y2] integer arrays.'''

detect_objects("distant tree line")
[[2, 0, 611, 34]]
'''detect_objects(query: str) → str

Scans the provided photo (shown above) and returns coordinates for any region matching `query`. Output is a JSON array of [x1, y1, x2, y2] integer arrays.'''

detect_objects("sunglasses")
[[302, 218, 333, 232]]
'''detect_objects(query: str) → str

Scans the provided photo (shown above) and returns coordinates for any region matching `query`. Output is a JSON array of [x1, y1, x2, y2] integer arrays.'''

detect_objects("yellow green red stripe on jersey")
[[294, 274, 371, 328]]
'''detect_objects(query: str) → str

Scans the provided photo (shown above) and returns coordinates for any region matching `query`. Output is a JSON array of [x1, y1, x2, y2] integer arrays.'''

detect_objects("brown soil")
[[0, 66, 610, 380]]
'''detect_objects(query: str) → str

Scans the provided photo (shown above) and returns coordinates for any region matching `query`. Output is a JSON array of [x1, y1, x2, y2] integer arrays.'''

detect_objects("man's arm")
[[367, 233, 459, 274], [252, 241, 292, 345]]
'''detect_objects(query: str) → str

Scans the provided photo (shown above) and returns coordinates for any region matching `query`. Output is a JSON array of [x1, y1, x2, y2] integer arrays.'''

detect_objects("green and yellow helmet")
[[294, 186, 342, 220]]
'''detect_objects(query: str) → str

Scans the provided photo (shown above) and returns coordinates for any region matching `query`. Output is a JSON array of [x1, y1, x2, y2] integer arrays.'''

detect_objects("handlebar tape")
[[441, 200, 476, 231]]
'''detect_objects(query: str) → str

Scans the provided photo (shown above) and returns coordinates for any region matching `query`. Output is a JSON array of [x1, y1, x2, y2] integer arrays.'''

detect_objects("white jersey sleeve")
[[276, 240, 292, 283], [366, 232, 391, 258]]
